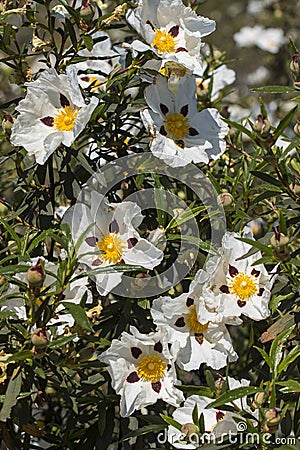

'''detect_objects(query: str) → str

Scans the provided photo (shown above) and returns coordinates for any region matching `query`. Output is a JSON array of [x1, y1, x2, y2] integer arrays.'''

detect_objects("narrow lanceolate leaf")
[[47, 334, 78, 350], [277, 345, 299, 375], [61, 302, 93, 332], [0, 369, 22, 422], [206, 386, 263, 409], [251, 86, 296, 94], [273, 105, 298, 140], [120, 424, 167, 441], [237, 237, 273, 256], [277, 380, 300, 393], [160, 414, 182, 431]]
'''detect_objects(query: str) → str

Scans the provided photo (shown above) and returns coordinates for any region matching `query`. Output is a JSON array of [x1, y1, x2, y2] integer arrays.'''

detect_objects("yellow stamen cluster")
[[136, 354, 167, 382], [152, 29, 177, 54], [97, 232, 126, 264], [165, 112, 189, 140], [186, 306, 208, 334], [228, 272, 258, 300], [54, 106, 78, 131]]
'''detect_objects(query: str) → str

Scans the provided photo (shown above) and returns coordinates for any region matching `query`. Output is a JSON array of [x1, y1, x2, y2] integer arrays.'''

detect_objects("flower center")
[[165, 113, 189, 140], [152, 29, 177, 54], [53, 106, 78, 131], [186, 306, 208, 334], [228, 272, 258, 300], [136, 354, 167, 382], [97, 232, 126, 264]]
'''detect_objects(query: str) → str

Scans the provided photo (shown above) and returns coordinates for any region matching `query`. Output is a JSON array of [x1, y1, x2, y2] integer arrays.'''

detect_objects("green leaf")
[[273, 105, 298, 140], [0, 369, 22, 422], [277, 345, 299, 375], [206, 386, 263, 409], [225, 119, 253, 139], [251, 86, 296, 94], [269, 326, 295, 376], [167, 234, 213, 253], [0, 219, 21, 253], [277, 380, 300, 393], [81, 34, 94, 51], [61, 302, 93, 332], [250, 171, 282, 187], [5, 351, 33, 363], [160, 414, 182, 431], [253, 346, 272, 368], [192, 404, 199, 427], [175, 385, 213, 397], [120, 424, 166, 441], [98, 401, 107, 437], [237, 237, 273, 256], [166, 206, 207, 230], [289, 37, 298, 54], [48, 334, 78, 349]]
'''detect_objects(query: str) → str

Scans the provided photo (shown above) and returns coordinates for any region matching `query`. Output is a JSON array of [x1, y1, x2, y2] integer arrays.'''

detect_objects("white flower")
[[196, 64, 236, 102], [63, 190, 164, 295], [99, 326, 184, 417], [141, 75, 228, 167], [151, 292, 238, 371], [234, 25, 286, 54], [126, 0, 215, 75], [199, 231, 275, 321], [10, 66, 99, 164]]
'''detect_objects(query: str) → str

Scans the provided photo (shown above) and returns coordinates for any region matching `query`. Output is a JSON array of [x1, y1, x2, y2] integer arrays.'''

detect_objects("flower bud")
[[265, 407, 281, 426], [290, 53, 300, 78], [181, 423, 199, 437], [253, 114, 271, 137], [31, 328, 50, 348], [289, 183, 300, 196], [294, 121, 300, 136], [2, 113, 14, 136], [217, 192, 234, 208], [252, 392, 265, 409], [80, 1, 94, 23], [27, 259, 45, 288], [270, 231, 289, 248], [0, 275, 6, 286]]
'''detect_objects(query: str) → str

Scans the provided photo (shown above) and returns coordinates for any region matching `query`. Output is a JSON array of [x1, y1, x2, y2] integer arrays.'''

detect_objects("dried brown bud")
[[217, 192, 234, 207], [265, 407, 281, 426], [181, 423, 199, 437], [253, 114, 271, 137]]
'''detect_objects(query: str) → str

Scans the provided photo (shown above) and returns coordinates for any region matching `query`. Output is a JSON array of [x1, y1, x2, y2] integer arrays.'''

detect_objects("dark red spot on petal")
[[175, 317, 185, 327], [251, 268, 260, 277], [160, 125, 167, 136], [40, 116, 54, 127], [195, 333, 204, 345], [92, 258, 101, 266], [186, 297, 194, 307], [229, 265, 239, 277], [85, 236, 98, 247], [154, 341, 163, 353], [167, 364, 171, 371], [109, 220, 119, 233], [160, 103, 169, 115], [146, 20, 155, 31], [80, 76, 90, 82], [189, 127, 199, 136], [220, 285, 230, 294], [176, 47, 188, 52], [151, 381, 161, 393], [128, 237, 138, 248], [131, 347, 142, 359], [237, 300, 246, 308], [126, 372, 140, 383], [180, 105, 189, 117], [216, 411, 225, 422], [169, 25, 179, 37], [60, 93, 70, 107], [258, 287, 264, 296]]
